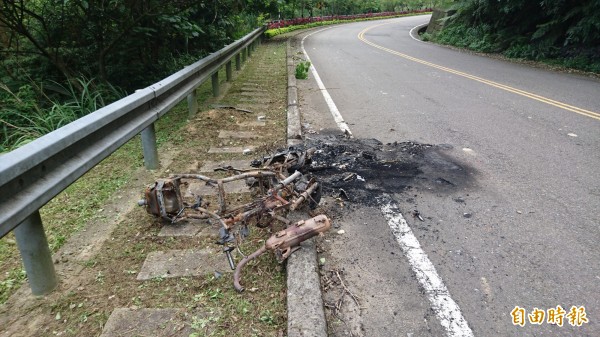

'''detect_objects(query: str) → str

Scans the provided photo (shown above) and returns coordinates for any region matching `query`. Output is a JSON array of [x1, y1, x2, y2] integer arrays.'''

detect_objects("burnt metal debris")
[[138, 148, 327, 292], [233, 214, 331, 292]]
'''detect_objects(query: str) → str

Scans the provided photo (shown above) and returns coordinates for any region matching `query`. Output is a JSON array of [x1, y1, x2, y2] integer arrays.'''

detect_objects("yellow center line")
[[357, 23, 600, 121]]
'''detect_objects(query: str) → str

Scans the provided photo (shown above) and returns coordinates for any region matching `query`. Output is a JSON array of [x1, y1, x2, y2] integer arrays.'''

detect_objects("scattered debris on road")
[[413, 210, 425, 222]]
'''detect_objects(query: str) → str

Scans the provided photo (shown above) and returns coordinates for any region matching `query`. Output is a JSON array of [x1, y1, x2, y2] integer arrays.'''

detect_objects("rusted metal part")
[[233, 246, 267, 292], [173, 171, 279, 185], [218, 192, 285, 229], [170, 173, 215, 185], [233, 214, 331, 292], [217, 180, 226, 213], [139, 168, 317, 228], [223, 246, 236, 270], [266, 214, 330, 262], [252, 148, 316, 173], [138, 179, 184, 222], [290, 180, 319, 211], [274, 170, 302, 189], [194, 207, 228, 228]]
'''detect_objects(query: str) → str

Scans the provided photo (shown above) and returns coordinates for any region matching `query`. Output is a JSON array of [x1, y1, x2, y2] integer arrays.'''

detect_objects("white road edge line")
[[380, 199, 474, 337], [409, 22, 429, 43], [301, 28, 353, 136]]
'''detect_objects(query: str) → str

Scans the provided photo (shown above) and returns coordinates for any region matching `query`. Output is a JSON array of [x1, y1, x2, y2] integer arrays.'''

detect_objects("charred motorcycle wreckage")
[[138, 135, 469, 291], [138, 147, 329, 292]]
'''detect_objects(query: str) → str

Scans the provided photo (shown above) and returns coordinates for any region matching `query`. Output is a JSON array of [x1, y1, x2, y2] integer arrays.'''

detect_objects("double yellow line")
[[358, 24, 600, 121]]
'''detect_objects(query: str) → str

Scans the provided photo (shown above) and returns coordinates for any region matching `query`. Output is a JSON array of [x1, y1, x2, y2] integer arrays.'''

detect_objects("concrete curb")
[[286, 40, 327, 337], [286, 41, 302, 145]]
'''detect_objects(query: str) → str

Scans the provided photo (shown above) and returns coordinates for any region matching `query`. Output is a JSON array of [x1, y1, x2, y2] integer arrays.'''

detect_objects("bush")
[[264, 10, 432, 39], [295, 61, 311, 79], [0, 78, 125, 153]]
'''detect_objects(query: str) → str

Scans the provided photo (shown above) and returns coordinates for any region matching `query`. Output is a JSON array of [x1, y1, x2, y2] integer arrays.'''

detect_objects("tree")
[[0, 0, 280, 93]]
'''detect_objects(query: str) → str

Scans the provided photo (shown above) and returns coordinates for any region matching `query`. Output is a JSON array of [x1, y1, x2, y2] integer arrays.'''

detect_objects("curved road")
[[299, 15, 599, 336]]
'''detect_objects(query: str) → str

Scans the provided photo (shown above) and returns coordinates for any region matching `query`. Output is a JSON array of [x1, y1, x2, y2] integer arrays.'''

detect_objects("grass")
[[0, 78, 125, 152], [0, 39, 290, 336]]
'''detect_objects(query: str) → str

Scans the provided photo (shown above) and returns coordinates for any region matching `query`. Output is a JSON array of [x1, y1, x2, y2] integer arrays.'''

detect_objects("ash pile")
[[254, 135, 438, 207]]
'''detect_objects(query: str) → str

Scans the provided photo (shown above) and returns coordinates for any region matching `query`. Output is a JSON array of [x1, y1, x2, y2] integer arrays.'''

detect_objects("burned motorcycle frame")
[[138, 150, 328, 291]]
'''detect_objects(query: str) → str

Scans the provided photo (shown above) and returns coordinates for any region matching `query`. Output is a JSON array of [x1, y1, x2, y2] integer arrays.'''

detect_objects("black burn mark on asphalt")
[[296, 135, 476, 205]]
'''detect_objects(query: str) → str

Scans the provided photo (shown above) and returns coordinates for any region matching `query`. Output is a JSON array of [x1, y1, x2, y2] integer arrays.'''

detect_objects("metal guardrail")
[[0, 26, 265, 295]]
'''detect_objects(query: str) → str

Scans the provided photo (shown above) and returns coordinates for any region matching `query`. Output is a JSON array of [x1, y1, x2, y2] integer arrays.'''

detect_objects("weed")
[[95, 271, 105, 284], [235, 299, 252, 315], [193, 293, 205, 302], [206, 288, 224, 301], [0, 269, 26, 303], [152, 275, 165, 283], [432, 22, 599, 74], [259, 310, 276, 325], [190, 314, 220, 337], [0, 77, 125, 152], [80, 311, 91, 323], [84, 259, 98, 268], [295, 61, 311, 79]]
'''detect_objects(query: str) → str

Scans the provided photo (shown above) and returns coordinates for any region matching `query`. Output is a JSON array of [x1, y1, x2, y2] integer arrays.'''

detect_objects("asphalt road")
[[298, 15, 599, 336]]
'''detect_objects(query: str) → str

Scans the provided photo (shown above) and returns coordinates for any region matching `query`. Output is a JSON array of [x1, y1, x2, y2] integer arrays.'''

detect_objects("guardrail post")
[[14, 211, 57, 295], [141, 124, 159, 170], [236, 53, 241, 71], [212, 72, 220, 97], [226, 61, 233, 82], [247, 45, 252, 58], [187, 89, 198, 118], [242, 48, 247, 63]]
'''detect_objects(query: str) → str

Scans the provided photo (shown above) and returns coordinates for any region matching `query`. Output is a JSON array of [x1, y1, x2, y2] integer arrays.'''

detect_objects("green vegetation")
[[0, 78, 125, 151], [265, 10, 435, 38], [0, 0, 273, 152], [295, 61, 311, 79], [275, 0, 442, 18], [429, 1, 600, 73]]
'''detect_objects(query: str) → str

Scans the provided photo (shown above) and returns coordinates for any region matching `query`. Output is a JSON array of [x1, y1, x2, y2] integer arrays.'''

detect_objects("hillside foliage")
[[432, 0, 600, 72]]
